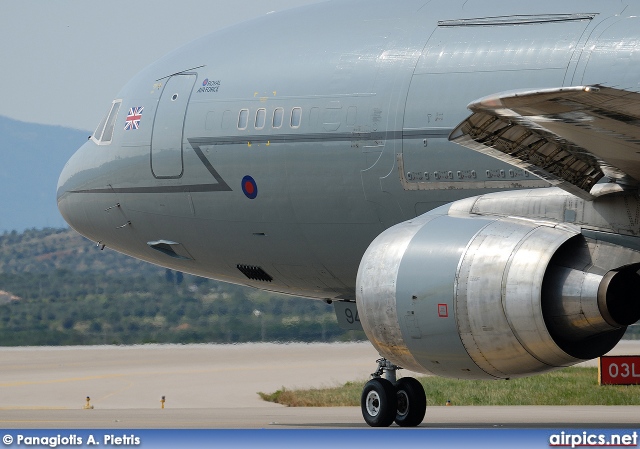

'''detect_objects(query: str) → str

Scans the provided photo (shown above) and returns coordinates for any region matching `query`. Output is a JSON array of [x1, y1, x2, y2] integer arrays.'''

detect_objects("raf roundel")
[[202, 78, 209, 86], [241, 175, 258, 199]]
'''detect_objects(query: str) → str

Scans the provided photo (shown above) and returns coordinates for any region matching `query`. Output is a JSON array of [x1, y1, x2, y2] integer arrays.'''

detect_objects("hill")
[[0, 227, 162, 276], [0, 115, 88, 233], [0, 228, 362, 345]]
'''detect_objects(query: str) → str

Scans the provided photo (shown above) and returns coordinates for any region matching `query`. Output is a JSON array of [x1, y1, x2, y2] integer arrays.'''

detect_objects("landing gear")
[[361, 377, 397, 427], [360, 358, 427, 427], [394, 377, 427, 427]]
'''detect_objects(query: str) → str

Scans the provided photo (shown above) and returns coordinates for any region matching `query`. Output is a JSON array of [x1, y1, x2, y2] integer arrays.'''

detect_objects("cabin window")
[[255, 108, 266, 130], [238, 109, 249, 130], [291, 107, 302, 128], [273, 108, 284, 128], [92, 99, 121, 145]]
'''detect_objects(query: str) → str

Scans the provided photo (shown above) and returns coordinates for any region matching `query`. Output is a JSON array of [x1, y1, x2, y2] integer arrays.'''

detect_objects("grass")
[[258, 368, 640, 407]]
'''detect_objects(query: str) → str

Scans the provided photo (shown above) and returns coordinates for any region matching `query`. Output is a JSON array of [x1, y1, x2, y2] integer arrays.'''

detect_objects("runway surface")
[[1, 406, 640, 429], [0, 341, 639, 429]]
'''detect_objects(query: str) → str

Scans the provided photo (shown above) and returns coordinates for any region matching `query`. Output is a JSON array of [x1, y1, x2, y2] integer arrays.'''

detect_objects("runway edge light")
[[83, 396, 94, 410]]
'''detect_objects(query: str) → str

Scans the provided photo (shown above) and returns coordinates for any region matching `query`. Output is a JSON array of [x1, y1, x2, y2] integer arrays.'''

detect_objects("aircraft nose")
[[57, 145, 79, 204], [57, 138, 134, 248], [57, 140, 96, 237]]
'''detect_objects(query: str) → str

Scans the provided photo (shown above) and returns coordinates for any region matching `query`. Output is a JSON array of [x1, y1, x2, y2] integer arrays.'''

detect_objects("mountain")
[[0, 115, 89, 232]]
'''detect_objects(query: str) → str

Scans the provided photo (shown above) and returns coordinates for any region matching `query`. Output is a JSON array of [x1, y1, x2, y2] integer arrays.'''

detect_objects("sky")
[[0, 0, 324, 132]]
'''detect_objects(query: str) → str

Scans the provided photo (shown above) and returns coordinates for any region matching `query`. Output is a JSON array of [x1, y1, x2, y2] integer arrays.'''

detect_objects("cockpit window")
[[92, 100, 122, 145], [93, 112, 109, 142]]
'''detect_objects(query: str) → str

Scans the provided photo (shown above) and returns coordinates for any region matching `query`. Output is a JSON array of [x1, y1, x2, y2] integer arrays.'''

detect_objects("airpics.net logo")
[[549, 431, 638, 448]]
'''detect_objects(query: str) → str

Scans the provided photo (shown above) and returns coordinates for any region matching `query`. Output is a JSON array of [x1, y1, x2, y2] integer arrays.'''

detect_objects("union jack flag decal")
[[124, 106, 144, 130]]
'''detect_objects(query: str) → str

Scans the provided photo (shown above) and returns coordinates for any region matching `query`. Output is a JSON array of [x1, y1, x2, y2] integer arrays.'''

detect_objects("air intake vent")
[[237, 264, 273, 282]]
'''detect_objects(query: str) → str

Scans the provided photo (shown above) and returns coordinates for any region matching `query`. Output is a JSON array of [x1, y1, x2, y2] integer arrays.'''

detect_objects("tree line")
[[0, 228, 364, 346]]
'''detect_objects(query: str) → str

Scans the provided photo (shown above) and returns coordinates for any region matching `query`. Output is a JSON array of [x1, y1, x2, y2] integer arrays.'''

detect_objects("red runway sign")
[[599, 356, 640, 385]]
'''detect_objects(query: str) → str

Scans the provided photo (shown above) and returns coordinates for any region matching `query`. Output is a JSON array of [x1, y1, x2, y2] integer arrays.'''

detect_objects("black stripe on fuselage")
[[189, 129, 451, 146], [69, 128, 453, 195]]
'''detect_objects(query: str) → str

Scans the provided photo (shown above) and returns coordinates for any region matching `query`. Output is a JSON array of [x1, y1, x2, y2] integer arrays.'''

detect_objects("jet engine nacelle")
[[356, 207, 640, 380]]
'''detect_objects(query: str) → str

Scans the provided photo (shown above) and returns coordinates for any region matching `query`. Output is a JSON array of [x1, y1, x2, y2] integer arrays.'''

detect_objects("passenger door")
[[151, 74, 197, 178]]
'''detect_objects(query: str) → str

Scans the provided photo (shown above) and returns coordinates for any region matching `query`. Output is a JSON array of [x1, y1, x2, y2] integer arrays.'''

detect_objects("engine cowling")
[[356, 207, 640, 380]]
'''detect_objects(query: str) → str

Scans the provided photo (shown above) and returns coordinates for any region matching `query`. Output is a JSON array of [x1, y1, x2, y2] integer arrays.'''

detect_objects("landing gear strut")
[[360, 358, 426, 427]]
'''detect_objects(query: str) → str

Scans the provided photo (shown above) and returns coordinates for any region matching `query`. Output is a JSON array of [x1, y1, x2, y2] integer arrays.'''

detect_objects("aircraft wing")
[[449, 85, 640, 200]]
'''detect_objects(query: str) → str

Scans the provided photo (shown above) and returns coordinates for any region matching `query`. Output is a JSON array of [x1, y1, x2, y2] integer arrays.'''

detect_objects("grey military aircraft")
[[58, 0, 640, 427]]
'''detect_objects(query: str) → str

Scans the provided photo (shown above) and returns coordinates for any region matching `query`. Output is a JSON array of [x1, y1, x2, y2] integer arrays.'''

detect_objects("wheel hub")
[[365, 391, 381, 417], [397, 390, 409, 417]]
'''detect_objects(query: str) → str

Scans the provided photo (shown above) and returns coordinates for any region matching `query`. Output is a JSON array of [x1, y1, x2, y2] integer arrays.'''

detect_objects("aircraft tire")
[[394, 377, 426, 427], [361, 378, 397, 427]]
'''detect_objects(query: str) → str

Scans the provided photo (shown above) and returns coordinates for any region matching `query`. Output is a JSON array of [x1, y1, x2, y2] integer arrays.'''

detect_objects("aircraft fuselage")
[[57, 0, 640, 301]]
